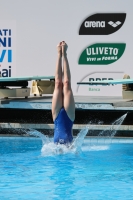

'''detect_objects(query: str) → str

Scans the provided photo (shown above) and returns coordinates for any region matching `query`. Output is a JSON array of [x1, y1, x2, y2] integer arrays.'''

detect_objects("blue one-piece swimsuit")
[[54, 107, 73, 144]]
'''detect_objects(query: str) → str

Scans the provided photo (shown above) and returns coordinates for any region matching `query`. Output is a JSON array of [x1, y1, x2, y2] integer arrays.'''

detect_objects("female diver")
[[52, 41, 75, 145]]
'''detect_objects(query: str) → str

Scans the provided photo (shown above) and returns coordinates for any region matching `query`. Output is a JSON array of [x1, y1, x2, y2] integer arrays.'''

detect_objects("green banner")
[[78, 43, 126, 65]]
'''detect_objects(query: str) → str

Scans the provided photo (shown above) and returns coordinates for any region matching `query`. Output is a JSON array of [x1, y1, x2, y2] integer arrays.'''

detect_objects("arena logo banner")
[[78, 43, 126, 65], [0, 21, 16, 77], [79, 13, 126, 35]]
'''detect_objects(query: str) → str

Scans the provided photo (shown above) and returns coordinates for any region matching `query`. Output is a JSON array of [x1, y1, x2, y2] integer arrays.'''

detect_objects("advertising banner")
[[79, 13, 126, 35], [76, 12, 127, 96], [0, 21, 16, 77], [78, 43, 126, 65], [77, 71, 125, 96], [0, 1, 130, 97]]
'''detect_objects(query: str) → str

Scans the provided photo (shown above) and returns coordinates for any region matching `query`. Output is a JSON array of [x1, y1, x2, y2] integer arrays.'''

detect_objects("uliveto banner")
[[78, 43, 126, 65], [0, 21, 16, 77]]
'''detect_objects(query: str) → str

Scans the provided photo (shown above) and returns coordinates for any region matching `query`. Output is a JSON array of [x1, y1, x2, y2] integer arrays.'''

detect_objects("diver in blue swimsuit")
[[52, 41, 75, 144]]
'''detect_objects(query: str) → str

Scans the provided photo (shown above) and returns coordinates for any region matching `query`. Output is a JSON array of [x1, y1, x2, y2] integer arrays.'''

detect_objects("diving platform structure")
[[77, 78, 133, 100], [0, 76, 133, 135], [0, 76, 55, 98], [77, 79, 133, 85], [0, 76, 54, 82], [0, 75, 133, 110]]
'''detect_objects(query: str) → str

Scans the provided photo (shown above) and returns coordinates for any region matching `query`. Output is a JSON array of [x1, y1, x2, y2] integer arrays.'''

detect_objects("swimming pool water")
[[0, 137, 133, 200]]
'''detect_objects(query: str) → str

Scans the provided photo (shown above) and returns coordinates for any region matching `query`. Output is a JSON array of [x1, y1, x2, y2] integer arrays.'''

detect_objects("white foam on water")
[[25, 128, 89, 156], [41, 142, 72, 156], [82, 145, 109, 151], [41, 128, 89, 156]]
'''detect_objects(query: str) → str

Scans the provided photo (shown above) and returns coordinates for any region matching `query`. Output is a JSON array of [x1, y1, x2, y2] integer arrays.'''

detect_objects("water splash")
[[26, 129, 50, 145], [98, 113, 127, 137], [0, 122, 89, 156], [24, 127, 89, 156], [41, 127, 89, 156], [69, 128, 89, 154]]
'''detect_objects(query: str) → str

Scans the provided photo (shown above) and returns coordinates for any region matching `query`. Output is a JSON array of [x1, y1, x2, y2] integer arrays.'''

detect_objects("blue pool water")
[[0, 136, 133, 200]]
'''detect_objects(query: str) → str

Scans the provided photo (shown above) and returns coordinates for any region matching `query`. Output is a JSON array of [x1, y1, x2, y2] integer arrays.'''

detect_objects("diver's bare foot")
[[61, 41, 68, 57], [57, 42, 62, 56]]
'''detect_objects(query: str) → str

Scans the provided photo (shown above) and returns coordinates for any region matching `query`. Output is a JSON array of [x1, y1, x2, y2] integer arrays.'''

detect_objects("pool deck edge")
[[0, 95, 133, 110]]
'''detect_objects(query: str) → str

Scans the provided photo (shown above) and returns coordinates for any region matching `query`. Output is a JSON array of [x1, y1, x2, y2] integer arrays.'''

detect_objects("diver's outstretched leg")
[[52, 42, 63, 121], [62, 41, 75, 121]]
